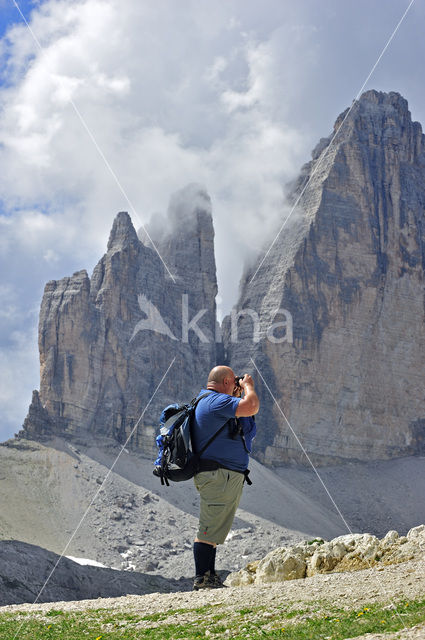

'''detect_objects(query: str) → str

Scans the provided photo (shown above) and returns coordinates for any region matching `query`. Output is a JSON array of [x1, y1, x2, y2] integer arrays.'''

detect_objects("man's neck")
[[206, 385, 223, 393], [206, 386, 231, 396]]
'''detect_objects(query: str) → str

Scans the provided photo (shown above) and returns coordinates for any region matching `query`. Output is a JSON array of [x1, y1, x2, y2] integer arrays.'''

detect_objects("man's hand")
[[232, 385, 242, 398], [235, 373, 259, 417], [239, 374, 254, 390]]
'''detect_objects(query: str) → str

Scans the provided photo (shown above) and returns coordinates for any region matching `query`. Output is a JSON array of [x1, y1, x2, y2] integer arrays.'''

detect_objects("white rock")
[[255, 548, 306, 584], [407, 525, 425, 542], [383, 530, 399, 545]]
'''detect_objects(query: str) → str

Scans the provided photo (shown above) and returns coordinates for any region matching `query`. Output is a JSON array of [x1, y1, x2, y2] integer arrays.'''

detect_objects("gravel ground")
[[0, 436, 346, 580], [347, 625, 425, 639], [2, 557, 424, 638]]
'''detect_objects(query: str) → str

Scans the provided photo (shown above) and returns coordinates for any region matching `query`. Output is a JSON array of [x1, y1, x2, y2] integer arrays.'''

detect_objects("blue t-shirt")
[[192, 389, 254, 472]]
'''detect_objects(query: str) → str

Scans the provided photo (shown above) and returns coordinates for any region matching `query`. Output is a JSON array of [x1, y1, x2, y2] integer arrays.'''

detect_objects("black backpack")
[[153, 392, 229, 486]]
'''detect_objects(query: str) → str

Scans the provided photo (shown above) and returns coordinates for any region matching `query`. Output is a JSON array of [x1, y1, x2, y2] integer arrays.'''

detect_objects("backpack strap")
[[190, 393, 249, 466], [243, 469, 252, 485], [197, 420, 230, 456], [233, 417, 250, 454], [158, 468, 170, 487], [190, 392, 234, 457], [190, 392, 212, 407]]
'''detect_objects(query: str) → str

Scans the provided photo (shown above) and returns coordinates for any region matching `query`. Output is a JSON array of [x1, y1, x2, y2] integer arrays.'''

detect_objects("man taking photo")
[[191, 365, 260, 590]]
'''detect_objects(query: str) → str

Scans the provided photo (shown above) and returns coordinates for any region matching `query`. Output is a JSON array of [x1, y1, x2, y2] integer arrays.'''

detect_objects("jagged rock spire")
[[107, 211, 139, 251], [20, 190, 218, 449]]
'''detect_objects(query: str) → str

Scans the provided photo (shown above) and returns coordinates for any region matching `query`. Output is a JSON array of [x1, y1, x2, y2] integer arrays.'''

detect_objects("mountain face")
[[20, 91, 425, 466], [224, 90, 425, 465], [22, 184, 218, 453]]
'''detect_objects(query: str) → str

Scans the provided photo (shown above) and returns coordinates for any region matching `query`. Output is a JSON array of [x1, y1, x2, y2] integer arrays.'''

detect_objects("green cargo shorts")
[[193, 467, 245, 545]]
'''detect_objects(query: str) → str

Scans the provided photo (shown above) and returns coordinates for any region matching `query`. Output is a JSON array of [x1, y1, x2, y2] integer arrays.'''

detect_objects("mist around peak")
[[138, 183, 212, 248]]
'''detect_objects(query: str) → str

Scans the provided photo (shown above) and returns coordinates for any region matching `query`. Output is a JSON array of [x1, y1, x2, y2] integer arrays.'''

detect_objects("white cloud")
[[0, 0, 314, 292], [204, 55, 228, 85], [0, 325, 39, 442], [43, 248, 59, 263], [0, 285, 20, 321]]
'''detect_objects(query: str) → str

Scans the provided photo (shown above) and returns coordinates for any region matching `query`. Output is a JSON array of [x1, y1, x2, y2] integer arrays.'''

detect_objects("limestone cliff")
[[22, 184, 217, 452], [225, 90, 425, 465], [21, 92, 425, 466]]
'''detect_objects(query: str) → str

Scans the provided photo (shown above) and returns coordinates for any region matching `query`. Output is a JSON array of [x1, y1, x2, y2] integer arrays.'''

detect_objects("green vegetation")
[[0, 597, 424, 639]]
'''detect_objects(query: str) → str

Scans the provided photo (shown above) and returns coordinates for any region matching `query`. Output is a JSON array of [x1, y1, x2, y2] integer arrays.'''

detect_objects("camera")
[[234, 375, 244, 388]]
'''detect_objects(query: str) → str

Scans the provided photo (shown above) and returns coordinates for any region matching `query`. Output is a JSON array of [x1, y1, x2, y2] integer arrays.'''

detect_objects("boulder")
[[225, 524, 425, 586]]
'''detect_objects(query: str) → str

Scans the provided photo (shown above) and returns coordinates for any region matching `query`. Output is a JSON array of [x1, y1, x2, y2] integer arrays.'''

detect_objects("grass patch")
[[243, 599, 425, 639], [239, 606, 265, 616], [282, 609, 309, 620], [0, 597, 423, 639], [192, 604, 223, 614]]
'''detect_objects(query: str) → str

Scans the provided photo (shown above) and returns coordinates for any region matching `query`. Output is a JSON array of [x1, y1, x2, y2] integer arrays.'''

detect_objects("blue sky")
[[0, 0, 424, 441], [0, 1, 33, 37]]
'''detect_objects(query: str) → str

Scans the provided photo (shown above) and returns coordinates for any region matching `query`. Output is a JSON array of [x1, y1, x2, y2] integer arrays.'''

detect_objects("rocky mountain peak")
[[334, 90, 423, 161], [226, 90, 425, 465], [139, 183, 217, 307], [21, 186, 218, 449], [307, 90, 423, 183], [107, 210, 140, 251]]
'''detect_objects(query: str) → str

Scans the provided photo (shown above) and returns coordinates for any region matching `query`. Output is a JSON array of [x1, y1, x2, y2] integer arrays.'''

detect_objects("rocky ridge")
[[0, 540, 182, 607]]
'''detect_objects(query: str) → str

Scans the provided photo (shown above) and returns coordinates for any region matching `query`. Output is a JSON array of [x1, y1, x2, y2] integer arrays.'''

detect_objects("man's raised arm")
[[235, 374, 260, 417]]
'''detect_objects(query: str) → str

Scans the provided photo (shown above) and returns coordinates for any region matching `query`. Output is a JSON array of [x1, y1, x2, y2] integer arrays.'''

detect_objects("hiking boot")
[[209, 572, 227, 588], [193, 570, 227, 590]]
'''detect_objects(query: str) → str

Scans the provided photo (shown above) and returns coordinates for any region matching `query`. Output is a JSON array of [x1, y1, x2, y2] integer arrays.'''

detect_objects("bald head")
[[207, 365, 235, 395], [207, 366, 234, 384]]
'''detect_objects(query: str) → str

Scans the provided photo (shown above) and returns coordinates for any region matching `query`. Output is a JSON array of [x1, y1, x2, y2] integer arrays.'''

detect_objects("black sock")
[[193, 542, 215, 577], [209, 546, 217, 575]]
